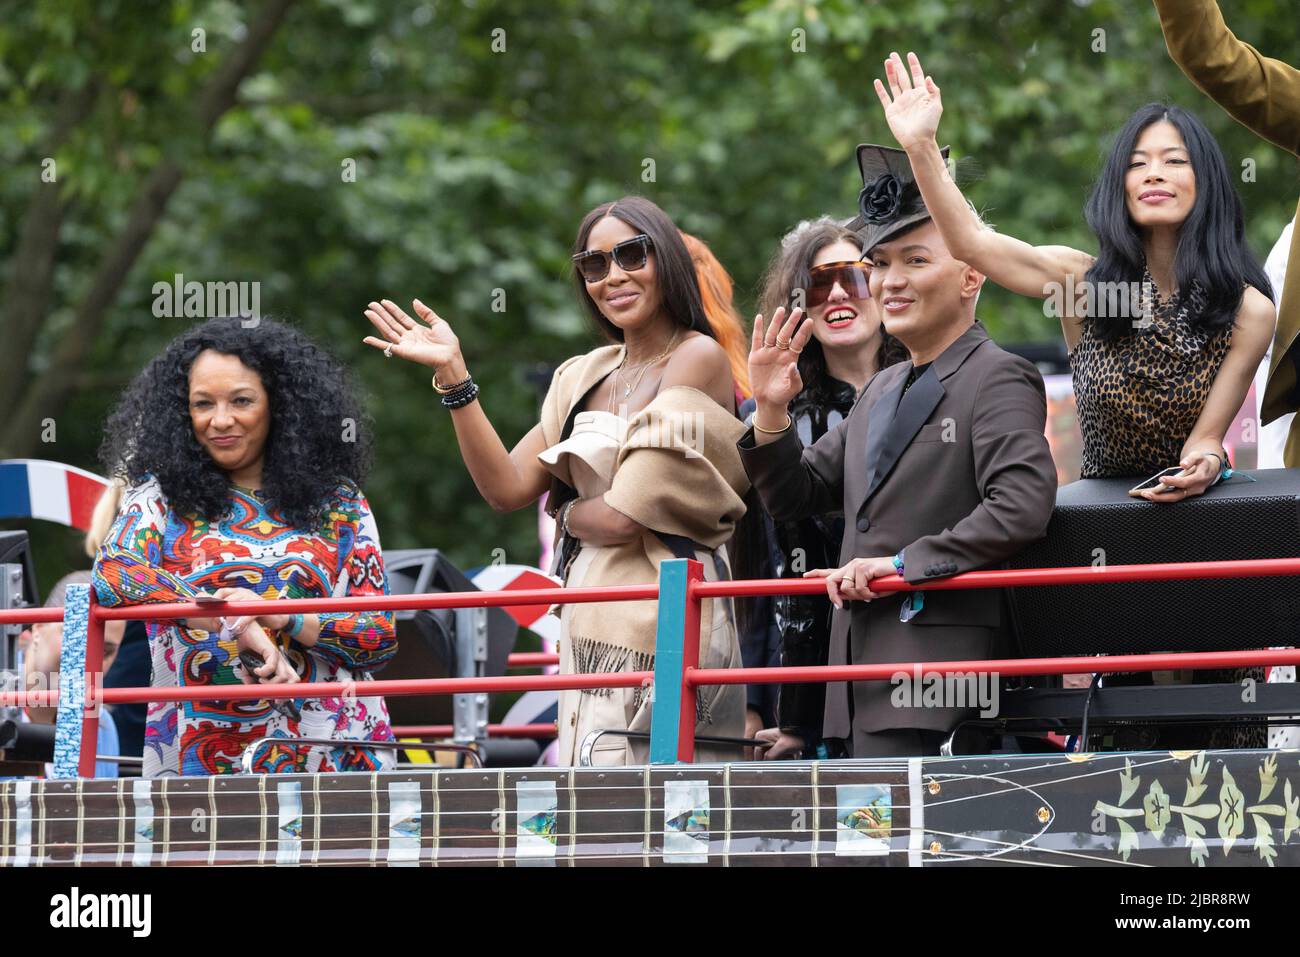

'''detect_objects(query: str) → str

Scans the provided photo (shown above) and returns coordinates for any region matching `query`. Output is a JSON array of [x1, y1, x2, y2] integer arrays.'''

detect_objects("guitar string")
[[17, 839, 1147, 866], [7, 832, 1134, 866], [0, 816, 1203, 865], [4, 753, 1251, 827]]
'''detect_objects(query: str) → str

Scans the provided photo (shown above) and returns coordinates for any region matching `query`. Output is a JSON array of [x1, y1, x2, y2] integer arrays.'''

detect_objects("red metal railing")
[[2, 556, 1300, 774]]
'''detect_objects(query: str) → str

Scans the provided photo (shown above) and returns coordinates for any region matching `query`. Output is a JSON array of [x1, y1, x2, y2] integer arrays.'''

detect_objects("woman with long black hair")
[[363, 196, 750, 766], [874, 51, 1276, 749], [873, 51, 1275, 497]]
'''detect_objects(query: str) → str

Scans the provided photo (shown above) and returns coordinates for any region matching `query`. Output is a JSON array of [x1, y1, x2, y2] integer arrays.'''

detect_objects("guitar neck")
[[1, 750, 1291, 866]]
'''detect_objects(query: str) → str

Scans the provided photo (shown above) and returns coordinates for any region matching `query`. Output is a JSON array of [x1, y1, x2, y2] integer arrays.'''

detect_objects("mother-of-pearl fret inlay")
[[387, 781, 421, 866], [131, 779, 153, 867], [834, 783, 892, 857], [663, 779, 710, 864], [276, 781, 303, 866], [515, 780, 557, 866]]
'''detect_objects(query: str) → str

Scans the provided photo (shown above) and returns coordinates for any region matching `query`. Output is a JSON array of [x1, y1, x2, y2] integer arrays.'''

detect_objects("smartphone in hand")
[[1128, 466, 1187, 497]]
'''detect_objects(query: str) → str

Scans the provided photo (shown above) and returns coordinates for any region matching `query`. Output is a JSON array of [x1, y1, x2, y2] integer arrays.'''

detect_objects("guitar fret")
[[115, 778, 126, 867], [908, 757, 924, 868], [256, 775, 268, 866], [159, 778, 171, 866], [429, 770, 440, 866], [641, 766, 651, 867], [368, 772, 378, 866], [722, 764, 732, 867], [36, 778, 46, 867], [1, 780, 9, 867], [811, 762, 820, 866], [207, 775, 218, 867], [566, 767, 577, 867], [310, 772, 322, 865], [496, 769, 506, 867], [74, 780, 84, 867]]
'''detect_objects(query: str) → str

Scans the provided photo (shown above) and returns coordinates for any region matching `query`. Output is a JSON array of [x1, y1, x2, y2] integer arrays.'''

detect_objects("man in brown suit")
[[740, 145, 1057, 758], [1154, 0, 1300, 465]]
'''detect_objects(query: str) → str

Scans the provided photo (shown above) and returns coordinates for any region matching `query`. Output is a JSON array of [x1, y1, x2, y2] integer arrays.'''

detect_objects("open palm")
[[748, 307, 813, 410], [363, 299, 461, 370], [874, 51, 943, 150]]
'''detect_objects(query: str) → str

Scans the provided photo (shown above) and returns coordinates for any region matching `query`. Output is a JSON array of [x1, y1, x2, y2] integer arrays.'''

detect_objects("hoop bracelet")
[[752, 414, 791, 435], [433, 373, 472, 395]]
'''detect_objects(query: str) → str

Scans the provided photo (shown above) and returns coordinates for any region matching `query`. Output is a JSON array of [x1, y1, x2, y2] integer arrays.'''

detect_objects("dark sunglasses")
[[573, 234, 654, 283], [806, 260, 873, 308]]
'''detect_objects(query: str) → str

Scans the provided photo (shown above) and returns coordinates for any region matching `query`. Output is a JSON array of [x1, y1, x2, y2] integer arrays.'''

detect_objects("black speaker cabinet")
[[380, 549, 519, 727], [1006, 469, 1300, 657]]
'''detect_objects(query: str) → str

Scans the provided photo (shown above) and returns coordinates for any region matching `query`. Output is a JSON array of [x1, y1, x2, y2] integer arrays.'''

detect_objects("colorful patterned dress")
[[92, 476, 397, 777]]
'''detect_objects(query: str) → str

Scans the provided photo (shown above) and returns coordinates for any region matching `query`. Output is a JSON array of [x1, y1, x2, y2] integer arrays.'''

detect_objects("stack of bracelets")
[[433, 372, 479, 409]]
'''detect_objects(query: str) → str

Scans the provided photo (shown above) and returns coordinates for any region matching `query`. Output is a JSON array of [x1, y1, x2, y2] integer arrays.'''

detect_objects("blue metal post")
[[648, 558, 703, 764]]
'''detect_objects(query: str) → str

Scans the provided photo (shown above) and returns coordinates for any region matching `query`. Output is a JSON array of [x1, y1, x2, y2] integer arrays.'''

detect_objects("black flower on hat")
[[858, 173, 903, 225]]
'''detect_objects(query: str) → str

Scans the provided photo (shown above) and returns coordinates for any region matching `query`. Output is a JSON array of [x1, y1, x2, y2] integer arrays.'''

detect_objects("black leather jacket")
[[739, 379, 855, 741]]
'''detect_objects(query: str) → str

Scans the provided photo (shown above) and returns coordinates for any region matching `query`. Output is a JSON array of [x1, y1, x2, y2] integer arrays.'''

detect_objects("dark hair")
[[571, 196, 715, 342], [1084, 103, 1273, 341], [99, 317, 374, 529], [758, 217, 907, 404]]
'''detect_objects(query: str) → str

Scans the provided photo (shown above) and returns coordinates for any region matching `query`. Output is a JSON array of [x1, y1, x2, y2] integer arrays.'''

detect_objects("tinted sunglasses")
[[573, 234, 653, 283], [807, 260, 873, 308]]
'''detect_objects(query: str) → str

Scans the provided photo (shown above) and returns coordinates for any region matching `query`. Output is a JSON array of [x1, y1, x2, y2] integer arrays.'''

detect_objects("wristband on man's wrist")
[[753, 413, 791, 434], [283, 613, 304, 639]]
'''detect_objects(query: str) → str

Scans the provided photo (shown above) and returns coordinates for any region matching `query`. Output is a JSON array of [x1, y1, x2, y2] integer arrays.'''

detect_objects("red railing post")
[[77, 590, 105, 778]]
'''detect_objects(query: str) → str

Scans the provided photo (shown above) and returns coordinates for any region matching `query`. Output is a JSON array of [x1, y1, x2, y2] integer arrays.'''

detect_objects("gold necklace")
[[608, 329, 681, 412]]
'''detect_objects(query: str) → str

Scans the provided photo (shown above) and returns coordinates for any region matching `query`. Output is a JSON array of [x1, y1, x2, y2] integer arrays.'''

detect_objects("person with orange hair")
[[681, 231, 752, 404]]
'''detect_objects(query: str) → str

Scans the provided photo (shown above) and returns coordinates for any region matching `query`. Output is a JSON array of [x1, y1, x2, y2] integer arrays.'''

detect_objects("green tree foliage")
[[3, 0, 1299, 591]]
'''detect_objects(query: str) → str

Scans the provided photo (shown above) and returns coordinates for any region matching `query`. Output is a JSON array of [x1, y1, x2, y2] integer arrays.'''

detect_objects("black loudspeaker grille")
[[1007, 469, 1300, 657]]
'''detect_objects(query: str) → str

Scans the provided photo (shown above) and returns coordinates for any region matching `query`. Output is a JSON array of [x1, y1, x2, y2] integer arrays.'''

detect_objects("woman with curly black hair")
[[93, 317, 397, 777]]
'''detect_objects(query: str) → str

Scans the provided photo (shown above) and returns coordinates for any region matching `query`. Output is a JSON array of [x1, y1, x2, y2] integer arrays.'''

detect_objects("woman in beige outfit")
[[364, 196, 750, 766]]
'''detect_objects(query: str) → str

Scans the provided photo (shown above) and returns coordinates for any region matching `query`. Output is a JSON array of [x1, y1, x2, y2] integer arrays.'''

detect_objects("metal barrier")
[[3, 555, 1300, 775]]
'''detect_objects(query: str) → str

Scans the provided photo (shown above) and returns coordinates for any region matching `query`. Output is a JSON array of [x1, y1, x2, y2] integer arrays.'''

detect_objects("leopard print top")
[[1070, 277, 1231, 479]]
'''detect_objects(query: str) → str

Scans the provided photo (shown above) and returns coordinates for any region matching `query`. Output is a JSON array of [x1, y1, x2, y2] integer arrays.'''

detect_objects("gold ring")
[[775, 338, 791, 349]]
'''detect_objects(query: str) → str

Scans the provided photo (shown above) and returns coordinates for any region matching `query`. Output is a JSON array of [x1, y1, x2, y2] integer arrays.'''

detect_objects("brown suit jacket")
[[1154, 0, 1300, 456], [738, 322, 1056, 751]]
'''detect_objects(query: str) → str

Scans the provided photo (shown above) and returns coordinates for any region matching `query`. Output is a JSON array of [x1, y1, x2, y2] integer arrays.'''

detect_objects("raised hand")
[[363, 299, 464, 373], [874, 51, 943, 151], [748, 306, 813, 424]]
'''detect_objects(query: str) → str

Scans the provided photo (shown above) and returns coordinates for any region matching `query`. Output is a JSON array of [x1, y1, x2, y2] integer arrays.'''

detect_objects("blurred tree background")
[[3, 0, 1298, 594]]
